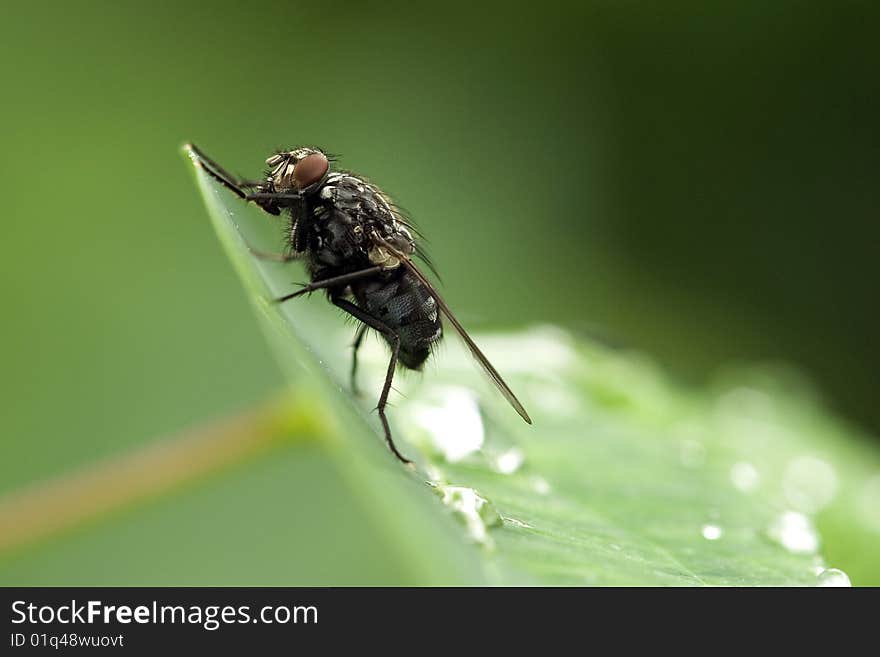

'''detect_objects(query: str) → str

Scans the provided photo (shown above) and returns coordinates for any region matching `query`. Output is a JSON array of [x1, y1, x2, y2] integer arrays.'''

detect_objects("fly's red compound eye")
[[293, 152, 329, 189]]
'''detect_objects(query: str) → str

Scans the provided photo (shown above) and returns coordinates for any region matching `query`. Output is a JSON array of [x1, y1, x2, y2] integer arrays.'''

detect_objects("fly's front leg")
[[187, 143, 282, 215], [187, 143, 262, 199], [332, 298, 410, 465]]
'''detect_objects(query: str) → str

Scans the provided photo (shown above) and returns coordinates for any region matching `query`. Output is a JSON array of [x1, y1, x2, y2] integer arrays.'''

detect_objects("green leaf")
[[140, 145, 873, 585], [4, 147, 872, 586]]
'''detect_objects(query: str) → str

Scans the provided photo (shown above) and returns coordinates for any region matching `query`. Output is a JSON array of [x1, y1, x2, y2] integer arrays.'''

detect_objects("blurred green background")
[[0, 1, 877, 583]]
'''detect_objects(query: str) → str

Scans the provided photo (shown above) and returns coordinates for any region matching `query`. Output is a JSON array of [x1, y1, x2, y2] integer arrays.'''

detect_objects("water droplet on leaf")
[[530, 476, 551, 495], [730, 461, 760, 493], [783, 456, 838, 513], [407, 386, 485, 462], [816, 568, 851, 587], [436, 485, 501, 546], [503, 516, 532, 529], [492, 447, 525, 475], [766, 511, 820, 554], [701, 524, 723, 540]]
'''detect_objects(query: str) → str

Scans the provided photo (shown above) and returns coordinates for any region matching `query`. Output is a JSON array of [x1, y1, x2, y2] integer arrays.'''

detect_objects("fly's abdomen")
[[354, 269, 443, 370]]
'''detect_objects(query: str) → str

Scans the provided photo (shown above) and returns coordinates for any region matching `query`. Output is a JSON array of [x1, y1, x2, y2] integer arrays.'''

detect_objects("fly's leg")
[[274, 266, 385, 303], [332, 297, 410, 464], [273, 267, 408, 463], [187, 143, 262, 199], [350, 324, 368, 397], [244, 191, 304, 203], [187, 142, 282, 215], [249, 247, 300, 263]]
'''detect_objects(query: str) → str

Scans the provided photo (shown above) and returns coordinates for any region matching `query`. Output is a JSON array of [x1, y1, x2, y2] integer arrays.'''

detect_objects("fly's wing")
[[395, 253, 532, 424]]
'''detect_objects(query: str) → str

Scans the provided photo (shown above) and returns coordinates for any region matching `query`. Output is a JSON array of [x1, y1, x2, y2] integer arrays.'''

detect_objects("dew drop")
[[816, 568, 851, 587], [766, 511, 820, 554], [423, 463, 445, 486], [502, 516, 532, 529], [436, 485, 501, 546], [407, 386, 485, 462], [730, 461, 760, 493], [783, 456, 838, 514], [492, 447, 525, 475], [530, 476, 551, 495], [701, 524, 723, 541]]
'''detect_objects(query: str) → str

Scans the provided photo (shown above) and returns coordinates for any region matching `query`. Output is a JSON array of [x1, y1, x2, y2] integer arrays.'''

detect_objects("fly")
[[187, 143, 532, 463]]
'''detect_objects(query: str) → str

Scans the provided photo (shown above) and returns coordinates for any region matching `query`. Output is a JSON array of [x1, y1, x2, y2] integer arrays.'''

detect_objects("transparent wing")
[[396, 254, 532, 424]]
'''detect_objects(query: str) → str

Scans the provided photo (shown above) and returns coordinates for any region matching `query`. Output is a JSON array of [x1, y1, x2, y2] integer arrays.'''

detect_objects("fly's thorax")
[[307, 209, 356, 267], [315, 171, 416, 270], [318, 173, 401, 227]]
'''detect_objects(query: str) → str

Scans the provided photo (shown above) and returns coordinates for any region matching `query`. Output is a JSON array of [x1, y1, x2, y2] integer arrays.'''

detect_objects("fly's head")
[[265, 147, 330, 195]]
